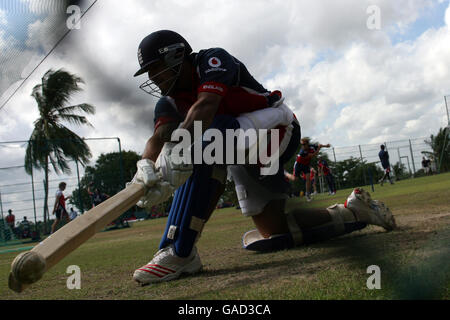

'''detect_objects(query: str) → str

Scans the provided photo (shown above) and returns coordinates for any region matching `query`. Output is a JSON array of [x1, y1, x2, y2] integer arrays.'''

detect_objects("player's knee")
[[251, 200, 288, 237], [243, 202, 302, 252], [229, 166, 287, 217]]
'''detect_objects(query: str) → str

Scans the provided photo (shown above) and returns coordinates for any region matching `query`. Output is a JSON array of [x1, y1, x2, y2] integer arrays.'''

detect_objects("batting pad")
[[159, 164, 223, 257]]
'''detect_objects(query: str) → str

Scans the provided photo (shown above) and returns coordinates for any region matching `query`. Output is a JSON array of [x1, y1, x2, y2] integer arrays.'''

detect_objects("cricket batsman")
[[129, 30, 397, 285]]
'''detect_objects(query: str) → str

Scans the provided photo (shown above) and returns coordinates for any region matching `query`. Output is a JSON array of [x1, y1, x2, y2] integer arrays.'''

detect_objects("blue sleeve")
[[153, 97, 183, 130]]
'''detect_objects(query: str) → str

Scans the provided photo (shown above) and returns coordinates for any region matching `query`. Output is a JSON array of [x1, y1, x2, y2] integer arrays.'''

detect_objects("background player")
[[51, 182, 71, 234], [318, 157, 336, 195], [88, 182, 110, 208], [378, 145, 394, 186], [293, 138, 330, 201]]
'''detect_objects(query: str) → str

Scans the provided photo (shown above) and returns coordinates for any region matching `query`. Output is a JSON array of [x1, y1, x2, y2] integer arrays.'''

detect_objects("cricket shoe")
[[345, 188, 396, 231], [133, 245, 202, 285]]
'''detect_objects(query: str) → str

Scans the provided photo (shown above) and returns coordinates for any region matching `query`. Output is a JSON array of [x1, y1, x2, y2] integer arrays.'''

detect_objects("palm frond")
[[42, 69, 85, 110], [56, 103, 96, 116], [51, 145, 72, 175], [57, 114, 93, 127], [48, 152, 61, 175]]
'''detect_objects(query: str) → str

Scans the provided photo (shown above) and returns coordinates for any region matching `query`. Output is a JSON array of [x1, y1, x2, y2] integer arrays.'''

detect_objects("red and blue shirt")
[[56, 190, 66, 210], [318, 160, 331, 175], [153, 47, 283, 131], [296, 145, 319, 166]]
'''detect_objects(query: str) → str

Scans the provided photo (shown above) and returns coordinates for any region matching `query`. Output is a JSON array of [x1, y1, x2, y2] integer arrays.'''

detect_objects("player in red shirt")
[[51, 182, 72, 234], [6, 209, 15, 229], [128, 30, 397, 285], [318, 157, 336, 195], [292, 137, 330, 201]]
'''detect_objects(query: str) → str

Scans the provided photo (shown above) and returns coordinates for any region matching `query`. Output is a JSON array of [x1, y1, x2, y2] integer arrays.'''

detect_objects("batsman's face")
[[147, 62, 177, 94]]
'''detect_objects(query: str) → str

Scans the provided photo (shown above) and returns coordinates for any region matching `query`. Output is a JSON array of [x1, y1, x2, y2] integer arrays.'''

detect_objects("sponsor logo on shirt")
[[208, 57, 222, 67]]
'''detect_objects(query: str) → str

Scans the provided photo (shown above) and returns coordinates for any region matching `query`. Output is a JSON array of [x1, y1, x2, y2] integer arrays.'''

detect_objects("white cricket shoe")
[[133, 245, 202, 285], [345, 188, 396, 231]]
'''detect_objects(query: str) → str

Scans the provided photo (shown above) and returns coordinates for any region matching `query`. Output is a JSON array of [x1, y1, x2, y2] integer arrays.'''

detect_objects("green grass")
[[1, 173, 449, 300]]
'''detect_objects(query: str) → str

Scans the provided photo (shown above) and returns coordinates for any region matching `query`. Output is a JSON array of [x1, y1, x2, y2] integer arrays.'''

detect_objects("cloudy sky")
[[0, 0, 449, 219]]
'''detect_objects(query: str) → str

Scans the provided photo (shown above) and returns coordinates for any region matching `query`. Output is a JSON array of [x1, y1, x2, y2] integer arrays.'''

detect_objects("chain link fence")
[[0, 135, 438, 244], [324, 137, 435, 174], [0, 137, 126, 245], [317, 137, 435, 193]]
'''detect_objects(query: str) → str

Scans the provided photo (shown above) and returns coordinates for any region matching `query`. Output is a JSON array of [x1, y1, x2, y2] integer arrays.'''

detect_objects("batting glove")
[[136, 180, 174, 210], [156, 142, 193, 189], [130, 159, 159, 188]]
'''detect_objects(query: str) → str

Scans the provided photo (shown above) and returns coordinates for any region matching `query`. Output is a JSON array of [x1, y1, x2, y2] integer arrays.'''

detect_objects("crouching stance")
[[128, 30, 397, 285], [129, 30, 296, 285]]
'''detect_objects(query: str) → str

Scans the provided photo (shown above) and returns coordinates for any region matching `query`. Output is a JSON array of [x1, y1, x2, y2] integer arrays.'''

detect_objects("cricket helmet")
[[134, 30, 192, 98]]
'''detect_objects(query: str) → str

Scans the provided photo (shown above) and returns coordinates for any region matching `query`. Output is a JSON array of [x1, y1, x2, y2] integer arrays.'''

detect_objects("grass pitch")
[[1, 173, 449, 300]]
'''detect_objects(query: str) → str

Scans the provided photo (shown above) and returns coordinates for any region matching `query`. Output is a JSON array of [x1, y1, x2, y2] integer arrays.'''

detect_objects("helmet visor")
[[138, 61, 183, 98]]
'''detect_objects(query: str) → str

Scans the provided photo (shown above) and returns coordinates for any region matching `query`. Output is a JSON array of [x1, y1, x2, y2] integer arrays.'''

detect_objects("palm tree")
[[25, 69, 95, 233]]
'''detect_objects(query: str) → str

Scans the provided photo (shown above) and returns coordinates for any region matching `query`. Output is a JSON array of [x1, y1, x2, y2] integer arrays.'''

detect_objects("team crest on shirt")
[[208, 57, 221, 67]]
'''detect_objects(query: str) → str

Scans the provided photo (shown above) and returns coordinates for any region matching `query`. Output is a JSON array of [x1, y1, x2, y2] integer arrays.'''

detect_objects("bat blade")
[[9, 183, 145, 293]]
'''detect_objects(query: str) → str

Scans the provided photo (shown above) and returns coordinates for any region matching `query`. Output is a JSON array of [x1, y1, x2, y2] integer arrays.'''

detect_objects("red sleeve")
[[197, 81, 228, 96], [154, 116, 180, 132]]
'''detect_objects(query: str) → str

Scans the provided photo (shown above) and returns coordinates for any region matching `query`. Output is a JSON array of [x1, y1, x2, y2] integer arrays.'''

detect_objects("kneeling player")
[[129, 30, 397, 286]]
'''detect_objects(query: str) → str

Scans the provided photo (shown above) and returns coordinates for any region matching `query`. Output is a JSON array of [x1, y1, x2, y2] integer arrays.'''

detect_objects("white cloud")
[[1, 0, 449, 178], [0, 9, 6, 25], [446, 1, 450, 28], [25, 16, 67, 52]]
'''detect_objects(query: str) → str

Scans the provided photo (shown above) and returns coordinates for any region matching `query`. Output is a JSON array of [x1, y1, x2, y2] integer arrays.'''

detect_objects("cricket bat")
[[8, 183, 145, 293]]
